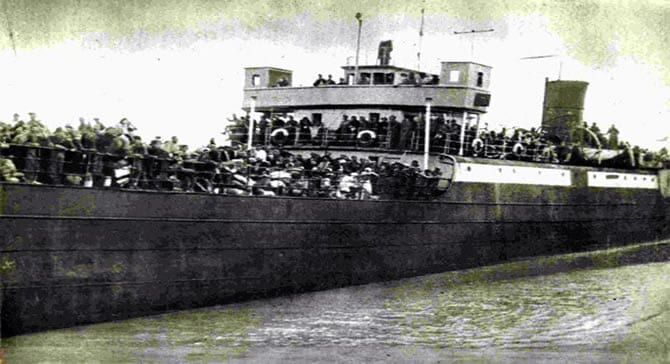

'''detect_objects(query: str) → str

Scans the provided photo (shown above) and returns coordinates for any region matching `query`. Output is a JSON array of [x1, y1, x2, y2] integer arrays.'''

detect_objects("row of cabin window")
[[250, 70, 485, 87], [344, 71, 484, 87]]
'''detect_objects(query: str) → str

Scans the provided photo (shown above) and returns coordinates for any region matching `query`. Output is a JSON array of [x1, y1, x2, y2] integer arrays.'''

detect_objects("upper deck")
[[242, 61, 492, 114]]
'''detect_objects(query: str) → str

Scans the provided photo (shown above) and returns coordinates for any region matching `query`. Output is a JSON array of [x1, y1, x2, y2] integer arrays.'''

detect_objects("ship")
[[1, 40, 670, 337]]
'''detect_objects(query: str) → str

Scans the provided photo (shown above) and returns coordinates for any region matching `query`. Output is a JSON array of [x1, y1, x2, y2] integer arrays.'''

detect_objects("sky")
[[0, 0, 669, 150]]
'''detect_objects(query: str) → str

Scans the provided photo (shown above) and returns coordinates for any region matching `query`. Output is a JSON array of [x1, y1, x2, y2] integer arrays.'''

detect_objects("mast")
[[353, 12, 363, 85], [417, 5, 425, 71]]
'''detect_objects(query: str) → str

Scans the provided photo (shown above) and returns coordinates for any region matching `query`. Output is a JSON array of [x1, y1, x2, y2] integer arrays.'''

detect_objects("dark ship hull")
[[2, 156, 669, 337]]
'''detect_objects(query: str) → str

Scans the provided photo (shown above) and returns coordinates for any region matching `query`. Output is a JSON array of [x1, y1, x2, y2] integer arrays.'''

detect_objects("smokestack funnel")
[[377, 40, 393, 66], [541, 79, 589, 143]]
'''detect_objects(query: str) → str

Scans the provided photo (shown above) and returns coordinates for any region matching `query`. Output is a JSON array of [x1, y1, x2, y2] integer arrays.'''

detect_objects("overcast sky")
[[1, 0, 669, 149]]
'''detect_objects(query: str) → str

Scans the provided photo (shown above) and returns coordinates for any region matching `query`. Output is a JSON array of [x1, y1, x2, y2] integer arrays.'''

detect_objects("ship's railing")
[[0, 143, 449, 199], [228, 128, 558, 163]]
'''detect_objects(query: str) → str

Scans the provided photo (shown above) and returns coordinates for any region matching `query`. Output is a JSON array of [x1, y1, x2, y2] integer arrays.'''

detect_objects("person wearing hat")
[[10, 118, 42, 183], [44, 127, 76, 185], [346, 116, 360, 145], [252, 167, 274, 196], [79, 118, 97, 150], [257, 115, 271, 144], [126, 136, 148, 188], [399, 116, 413, 150], [336, 115, 349, 142], [336, 172, 355, 199], [63, 125, 82, 149], [313, 74, 326, 87], [376, 117, 389, 143], [148, 137, 169, 158], [285, 116, 299, 145], [389, 115, 401, 149], [298, 117, 312, 144], [272, 116, 285, 129], [0, 157, 22, 183], [0, 121, 11, 148], [360, 167, 378, 198], [163, 136, 180, 157], [148, 137, 173, 189]]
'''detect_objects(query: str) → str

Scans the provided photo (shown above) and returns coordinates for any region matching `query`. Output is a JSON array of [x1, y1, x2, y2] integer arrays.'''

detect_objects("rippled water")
[[4, 243, 670, 363]]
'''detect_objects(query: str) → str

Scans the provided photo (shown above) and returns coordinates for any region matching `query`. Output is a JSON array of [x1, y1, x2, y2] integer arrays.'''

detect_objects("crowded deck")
[[0, 113, 667, 201], [0, 114, 450, 200]]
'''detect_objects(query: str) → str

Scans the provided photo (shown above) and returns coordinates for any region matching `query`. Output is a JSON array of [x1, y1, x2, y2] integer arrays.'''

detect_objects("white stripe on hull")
[[453, 161, 660, 190], [454, 163, 572, 186], [588, 171, 658, 189]]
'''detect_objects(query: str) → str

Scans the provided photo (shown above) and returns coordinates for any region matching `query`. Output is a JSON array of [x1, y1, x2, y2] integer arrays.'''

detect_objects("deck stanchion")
[[248, 96, 256, 149], [459, 112, 467, 156], [424, 97, 432, 169]]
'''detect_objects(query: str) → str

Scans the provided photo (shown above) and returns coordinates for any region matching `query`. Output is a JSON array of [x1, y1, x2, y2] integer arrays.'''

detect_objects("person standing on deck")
[[398, 117, 412, 150], [313, 74, 326, 86], [389, 116, 401, 149], [607, 125, 620, 150], [337, 115, 349, 141]]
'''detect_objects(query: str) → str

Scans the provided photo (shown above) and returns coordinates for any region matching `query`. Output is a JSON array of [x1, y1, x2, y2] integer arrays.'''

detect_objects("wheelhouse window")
[[477, 72, 484, 87], [358, 72, 371, 85], [449, 70, 460, 83], [373, 72, 385, 85], [371, 73, 394, 85], [251, 74, 261, 87]]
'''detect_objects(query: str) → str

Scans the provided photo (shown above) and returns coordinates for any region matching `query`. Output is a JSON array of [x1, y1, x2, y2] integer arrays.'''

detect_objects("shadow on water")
[[2, 240, 670, 363]]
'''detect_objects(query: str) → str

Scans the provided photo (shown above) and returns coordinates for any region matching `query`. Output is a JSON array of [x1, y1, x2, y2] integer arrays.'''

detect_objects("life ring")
[[270, 128, 289, 145], [356, 130, 377, 147], [471, 138, 484, 155], [512, 142, 525, 157]]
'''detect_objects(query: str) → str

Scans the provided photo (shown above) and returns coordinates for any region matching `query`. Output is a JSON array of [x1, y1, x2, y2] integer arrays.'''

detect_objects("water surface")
[[4, 243, 669, 363]]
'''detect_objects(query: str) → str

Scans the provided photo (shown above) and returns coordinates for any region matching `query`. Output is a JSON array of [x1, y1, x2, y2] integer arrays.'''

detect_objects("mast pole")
[[353, 12, 363, 85], [417, 6, 425, 71]]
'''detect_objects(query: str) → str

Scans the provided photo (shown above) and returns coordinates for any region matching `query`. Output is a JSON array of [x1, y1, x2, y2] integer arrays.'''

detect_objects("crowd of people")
[[0, 113, 447, 199], [1, 112, 667, 196], [225, 113, 668, 168], [312, 74, 347, 86], [310, 72, 439, 87]]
